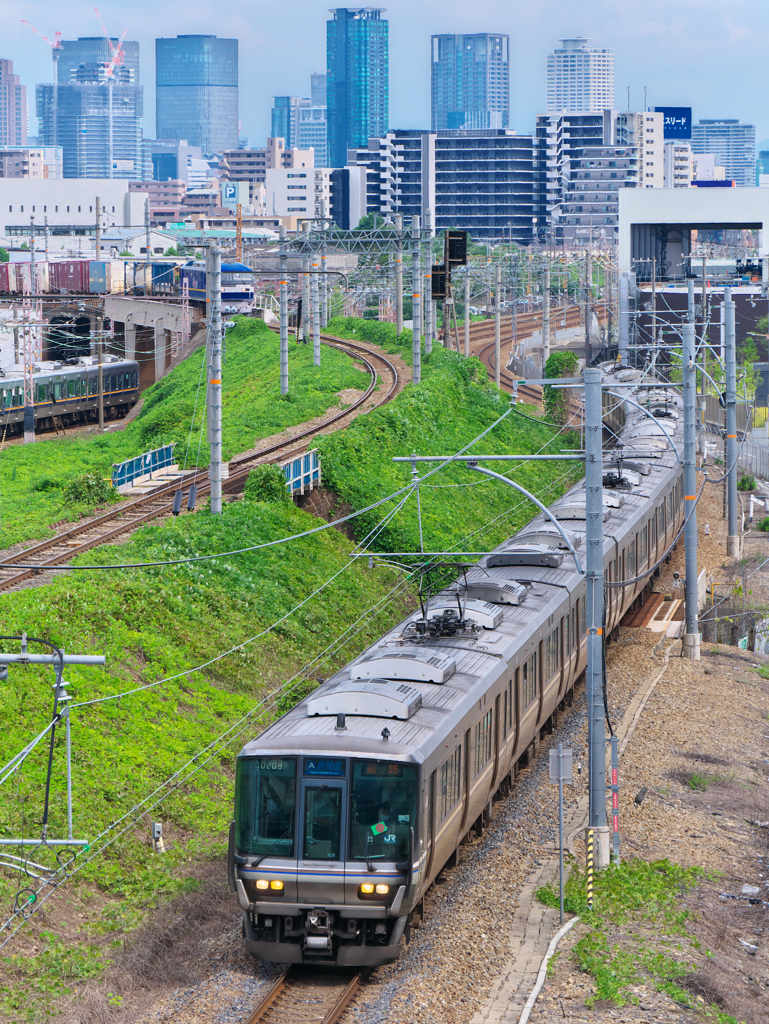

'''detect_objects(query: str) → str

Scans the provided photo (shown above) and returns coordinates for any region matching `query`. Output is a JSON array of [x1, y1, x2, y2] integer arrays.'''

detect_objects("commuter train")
[[0, 356, 140, 434], [228, 364, 686, 967]]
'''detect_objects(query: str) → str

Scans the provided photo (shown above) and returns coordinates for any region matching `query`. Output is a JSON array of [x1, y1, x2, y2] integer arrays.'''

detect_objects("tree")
[[19, 242, 29, 250], [356, 213, 385, 231], [0, 247, 8, 263], [118, 250, 133, 257], [164, 246, 178, 256]]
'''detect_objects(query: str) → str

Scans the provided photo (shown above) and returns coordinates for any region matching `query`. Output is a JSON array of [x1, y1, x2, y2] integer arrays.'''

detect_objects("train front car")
[[221, 262, 255, 313], [230, 723, 420, 967]]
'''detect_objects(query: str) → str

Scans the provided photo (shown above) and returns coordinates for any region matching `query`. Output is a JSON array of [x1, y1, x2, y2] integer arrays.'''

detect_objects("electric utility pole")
[[584, 366, 608, 864], [543, 264, 551, 369], [682, 320, 701, 659], [412, 216, 421, 385], [464, 271, 470, 357], [207, 246, 223, 514], [311, 249, 321, 366], [424, 209, 433, 356], [494, 265, 501, 387], [725, 287, 739, 557]]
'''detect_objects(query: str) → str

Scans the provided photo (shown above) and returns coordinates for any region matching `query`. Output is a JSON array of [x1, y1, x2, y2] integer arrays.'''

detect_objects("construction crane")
[[236, 203, 243, 261], [21, 21, 62, 146], [94, 9, 126, 179]]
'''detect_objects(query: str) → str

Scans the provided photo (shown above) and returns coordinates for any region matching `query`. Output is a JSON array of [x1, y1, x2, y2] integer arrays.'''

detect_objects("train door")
[[424, 771, 436, 881], [297, 778, 347, 904]]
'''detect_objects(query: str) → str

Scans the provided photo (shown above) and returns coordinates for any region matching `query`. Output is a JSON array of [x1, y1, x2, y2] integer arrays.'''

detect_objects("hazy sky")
[[4, 0, 769, 148]]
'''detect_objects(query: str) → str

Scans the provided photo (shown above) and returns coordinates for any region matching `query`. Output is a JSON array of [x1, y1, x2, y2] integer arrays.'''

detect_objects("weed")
[[684, 770, 732, 792], [738, 474, 756, 491]]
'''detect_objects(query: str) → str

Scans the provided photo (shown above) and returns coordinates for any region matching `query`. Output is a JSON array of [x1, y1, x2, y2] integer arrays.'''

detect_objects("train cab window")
[[437, 747, 462, 822], [522, 650, 539, 708], [303, 786, 341, 860], [350, 761, 418, 860], [234, 757, 296, 857], [473, 710, 493, 776], [545, 627, 560, 678]]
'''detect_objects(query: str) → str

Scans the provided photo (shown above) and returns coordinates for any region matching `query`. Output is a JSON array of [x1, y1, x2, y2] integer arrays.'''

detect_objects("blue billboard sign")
[[655, 106, 692, 140]]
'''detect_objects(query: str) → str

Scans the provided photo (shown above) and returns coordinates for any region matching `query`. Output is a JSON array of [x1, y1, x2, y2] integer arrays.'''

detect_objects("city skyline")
[[3, 0, 768, 150]]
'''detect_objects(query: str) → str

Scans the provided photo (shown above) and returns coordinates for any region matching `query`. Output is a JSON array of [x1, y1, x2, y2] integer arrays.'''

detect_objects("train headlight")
[[358, 882, 390, 899], [255, 878, 284, 895], [256, 879, 269, 890], [270, 880, 284, 891]]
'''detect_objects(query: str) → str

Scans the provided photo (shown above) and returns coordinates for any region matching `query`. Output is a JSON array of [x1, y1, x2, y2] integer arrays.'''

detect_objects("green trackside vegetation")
[[0, 329, 583, 1018], [0, 317, 370, 548], [537, 860, 737, 1024]]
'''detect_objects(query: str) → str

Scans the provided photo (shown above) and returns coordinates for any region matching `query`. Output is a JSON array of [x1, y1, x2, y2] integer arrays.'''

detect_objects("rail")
[[0, 336, 399, 594], [245, 967, 365, 1024]]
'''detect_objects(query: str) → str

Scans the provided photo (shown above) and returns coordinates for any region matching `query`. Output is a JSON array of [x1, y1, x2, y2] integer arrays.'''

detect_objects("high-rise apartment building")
[[431, 34, 509, 131], [36, 37, 143, 179], [155, 35, 238, 155], [546, 37, 614, 114], [691, 119, 755, 187], [0, 60, 27, 147], [327, 8, 388, 167]]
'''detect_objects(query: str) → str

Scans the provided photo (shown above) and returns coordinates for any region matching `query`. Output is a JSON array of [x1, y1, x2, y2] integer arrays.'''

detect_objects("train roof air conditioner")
[[552, 502, 609, 522], [487, 544, 564, 568], [353, 650, 456, 684], [461, 580, 528, 605], [306, 679, 422, 720], [515, 526, 582, 550]]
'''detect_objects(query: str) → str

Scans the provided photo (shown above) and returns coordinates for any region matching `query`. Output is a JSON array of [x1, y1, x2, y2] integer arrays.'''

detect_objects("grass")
[[684, 770, 733, 792], [0, 317, 370, 548], [0, 330, 583, 1019], [536, 859, 739, 1022]]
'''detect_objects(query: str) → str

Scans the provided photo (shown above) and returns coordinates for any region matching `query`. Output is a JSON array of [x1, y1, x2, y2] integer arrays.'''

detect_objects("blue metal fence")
[[112, 443, 176, 488], [282, 450, 321, 495]]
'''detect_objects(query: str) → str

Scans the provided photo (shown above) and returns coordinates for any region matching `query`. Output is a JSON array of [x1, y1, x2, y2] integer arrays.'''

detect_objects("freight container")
[[51, 260, 90, 294], [0, 264, 11, 294]]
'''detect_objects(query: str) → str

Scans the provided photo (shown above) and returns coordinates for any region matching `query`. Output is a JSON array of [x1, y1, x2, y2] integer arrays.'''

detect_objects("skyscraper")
[[271, 75, 328, 167], [36, 37, 143, 178], [546, 37, 614, 114], [691, 119, 755, 187], [0, 60, 27, 147], [155, 35, 238, 155], [431, 34, 509, 131], [327, 8, 388, 168]]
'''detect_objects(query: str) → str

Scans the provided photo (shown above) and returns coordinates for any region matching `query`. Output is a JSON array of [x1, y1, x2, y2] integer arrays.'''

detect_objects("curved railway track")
[[245, 968, 365, 1024], [0, 337, 399, 593]]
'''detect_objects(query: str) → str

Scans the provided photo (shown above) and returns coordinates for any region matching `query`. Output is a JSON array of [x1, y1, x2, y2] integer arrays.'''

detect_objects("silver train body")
[[229, 365, 685, 967]]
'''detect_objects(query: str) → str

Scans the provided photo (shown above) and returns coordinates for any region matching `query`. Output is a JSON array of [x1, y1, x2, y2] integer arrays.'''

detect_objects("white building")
[[546, 37, 614, 114], [693, 153, 725, 181], [663, 141, 693, 188], [264, 167, 331, 218], [615, 111, 663, 187], [0, 179, 149, 248]]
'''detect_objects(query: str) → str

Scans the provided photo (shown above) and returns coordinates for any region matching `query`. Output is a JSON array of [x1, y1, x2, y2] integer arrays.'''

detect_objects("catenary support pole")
[[725, 287, 739, 557], [412, 216, 422, 385], [279, 225, 288, 396], [682, 320, 701, 659], [464, 271, 470, 357], [95, 195, 101, 257], [543, 264, 551, 369], [311, 250, 321, 366], [494, 265, 501, 387], [424, 209, 433, 356], [395, 214, 403, 337], [97, 310, 104, 429], [584, 366, 609, 865], [619, 271, 629, 364], [207, 245, 223, 514], [584, 251, 592, 367]]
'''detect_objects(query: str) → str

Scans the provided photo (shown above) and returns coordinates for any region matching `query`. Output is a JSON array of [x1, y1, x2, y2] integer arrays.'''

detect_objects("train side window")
[[131, 371, 138, 388], [90, 376, 97, 395], [67, 379, 75, 398], [580, 597, 587, 639], [640, 526, 648, 566], [564, 614, 570, 655], [53, 382, 61, 401], [508, 681, 514, 733], [438, 746, 462, 821], [473, 710, 493, 777], [502, 688, 508, 737], [627, 539, 636, 579], [36, 383, 46, 402], [545, 627, 559, 678], [522, 650, 539, 707]]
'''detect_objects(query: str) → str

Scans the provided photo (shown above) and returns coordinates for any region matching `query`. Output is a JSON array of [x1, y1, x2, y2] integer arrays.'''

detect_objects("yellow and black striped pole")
[[586, 828, 595, 909]]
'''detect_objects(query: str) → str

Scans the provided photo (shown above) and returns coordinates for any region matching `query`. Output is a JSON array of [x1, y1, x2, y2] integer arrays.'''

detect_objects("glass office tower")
[[327, 8, 388, 167], [431, 34, 509, 132], [155, 35, 238, 155]]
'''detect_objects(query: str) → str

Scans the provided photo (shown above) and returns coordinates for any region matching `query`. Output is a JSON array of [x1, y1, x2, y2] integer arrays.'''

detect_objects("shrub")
[[543, 350, 579, 424], [737, 474, 756, 491], [63, 472, 114, 505], [243, 464, 291, 503], [757, 516, 769, 532], [31, 475, 63, 493]]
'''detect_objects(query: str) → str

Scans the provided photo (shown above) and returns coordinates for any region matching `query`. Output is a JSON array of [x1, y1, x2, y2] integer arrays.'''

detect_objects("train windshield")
[[350, 761, 418, 860], [235, 757, 296, 857]]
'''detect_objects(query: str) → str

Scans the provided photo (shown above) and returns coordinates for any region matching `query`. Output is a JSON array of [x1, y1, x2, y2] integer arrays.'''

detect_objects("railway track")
[[245, 967, 365, 1024], [0, 337, 399, 593]]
